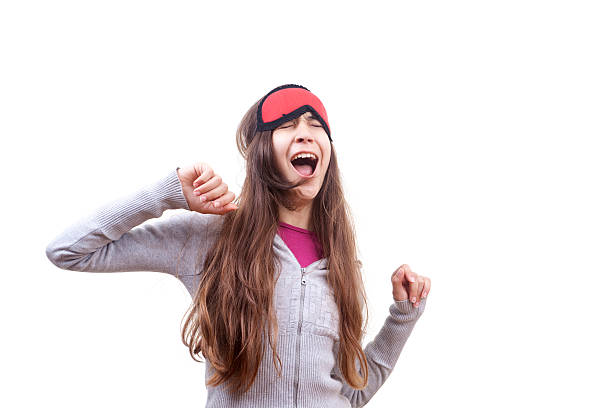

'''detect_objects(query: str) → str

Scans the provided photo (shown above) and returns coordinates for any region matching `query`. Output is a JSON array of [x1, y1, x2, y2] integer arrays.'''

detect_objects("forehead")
[[296, 111, 318, 120]]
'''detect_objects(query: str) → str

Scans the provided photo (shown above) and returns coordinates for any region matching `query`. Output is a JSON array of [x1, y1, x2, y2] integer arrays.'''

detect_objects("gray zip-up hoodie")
[[45, 167, 427, 408]]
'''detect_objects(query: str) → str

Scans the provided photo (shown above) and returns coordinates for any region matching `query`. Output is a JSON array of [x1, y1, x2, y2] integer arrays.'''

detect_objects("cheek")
[[323, 157, 331, 172], [322, 146, 332, 168], [273, 154, 287, 175], [271, 136, 285, 166]]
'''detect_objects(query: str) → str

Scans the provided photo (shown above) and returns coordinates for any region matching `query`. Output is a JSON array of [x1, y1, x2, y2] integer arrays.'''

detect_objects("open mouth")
[[290, 155, 318, 178]]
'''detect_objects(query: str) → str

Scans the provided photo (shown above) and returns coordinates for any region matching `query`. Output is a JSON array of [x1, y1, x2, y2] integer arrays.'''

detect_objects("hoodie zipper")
[[294, 267, 307, 408]]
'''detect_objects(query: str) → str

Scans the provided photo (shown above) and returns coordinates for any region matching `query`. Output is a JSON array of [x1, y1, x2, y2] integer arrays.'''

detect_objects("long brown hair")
[[179, 96, 370, 395]]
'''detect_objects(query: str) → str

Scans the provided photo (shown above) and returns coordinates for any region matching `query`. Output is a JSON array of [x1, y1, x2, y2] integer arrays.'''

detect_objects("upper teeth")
[[291, 152, 317, 161]]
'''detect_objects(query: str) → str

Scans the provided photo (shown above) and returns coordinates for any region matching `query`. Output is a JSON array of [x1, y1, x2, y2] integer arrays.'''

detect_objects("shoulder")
[[155, 211, 225, 250], [170, 212, 226, 276], [176, 211, 225, 238]]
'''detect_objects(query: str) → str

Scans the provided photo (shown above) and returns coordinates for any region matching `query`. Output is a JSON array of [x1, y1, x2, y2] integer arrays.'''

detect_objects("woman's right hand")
[[177, 163, 239, 215]]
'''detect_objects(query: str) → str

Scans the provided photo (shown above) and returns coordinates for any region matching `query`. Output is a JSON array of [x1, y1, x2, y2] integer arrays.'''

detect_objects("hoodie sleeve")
[[45, 167, 199, 276], [331, 297, 427, 407]]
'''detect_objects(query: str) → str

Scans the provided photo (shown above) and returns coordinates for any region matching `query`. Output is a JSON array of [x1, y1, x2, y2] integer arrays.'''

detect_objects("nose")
[[293, 119, 315, 143]]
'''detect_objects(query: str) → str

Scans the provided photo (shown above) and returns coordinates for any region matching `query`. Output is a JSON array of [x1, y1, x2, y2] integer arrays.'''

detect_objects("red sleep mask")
[[256, 84, 332, 142]]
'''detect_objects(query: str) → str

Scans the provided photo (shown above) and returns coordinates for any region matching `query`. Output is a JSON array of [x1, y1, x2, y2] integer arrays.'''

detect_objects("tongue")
[[294, 164, 313, 176]]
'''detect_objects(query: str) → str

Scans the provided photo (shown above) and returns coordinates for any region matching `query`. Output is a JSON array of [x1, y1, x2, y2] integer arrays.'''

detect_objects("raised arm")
[[45, 167, 199, 276], [331, 298, 427, 407]]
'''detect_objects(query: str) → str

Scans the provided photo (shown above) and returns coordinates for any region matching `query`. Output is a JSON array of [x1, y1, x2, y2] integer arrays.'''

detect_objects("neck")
[[278, 200, 313, 231]]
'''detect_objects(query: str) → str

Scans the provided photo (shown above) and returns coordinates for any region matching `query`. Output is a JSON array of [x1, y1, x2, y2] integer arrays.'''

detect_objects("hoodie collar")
[[273, 232, 329, 271]]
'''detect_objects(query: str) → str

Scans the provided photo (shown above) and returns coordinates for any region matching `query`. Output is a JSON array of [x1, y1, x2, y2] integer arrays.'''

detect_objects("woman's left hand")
[[391, 264, 431, 307]]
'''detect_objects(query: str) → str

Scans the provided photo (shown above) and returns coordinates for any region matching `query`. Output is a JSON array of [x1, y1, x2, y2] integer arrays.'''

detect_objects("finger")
[[207, 184, 230, 208], [421, 277, 431, 299], [210, 187, 231, 208], [393, 264, 415, 302], [403, 265, 417, 283], [414, 277, 425, 306], [194, 174, 222, 195], [391, 267, 408, 301], [403, 268, 418, 295], [197, 180, 226, 203], [193, 165, 214, 188], [211, 191, 236, 209], [398, 265, 414, 291], [193, 168, 215, 189], [219, 202, 239, 214], [207, 198, 238, 215], [408, 274, 421, 304]]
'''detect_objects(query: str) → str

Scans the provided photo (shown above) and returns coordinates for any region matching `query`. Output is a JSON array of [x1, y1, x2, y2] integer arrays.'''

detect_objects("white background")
[[1, 0, 611, 407]]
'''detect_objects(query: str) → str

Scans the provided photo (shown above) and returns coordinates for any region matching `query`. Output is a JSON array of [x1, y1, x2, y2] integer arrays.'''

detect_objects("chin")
[[293, 186, 320, 202]]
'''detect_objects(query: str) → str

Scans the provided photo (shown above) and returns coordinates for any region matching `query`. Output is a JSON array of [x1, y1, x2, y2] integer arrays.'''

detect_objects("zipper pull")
[[301, 267, 306, 285]]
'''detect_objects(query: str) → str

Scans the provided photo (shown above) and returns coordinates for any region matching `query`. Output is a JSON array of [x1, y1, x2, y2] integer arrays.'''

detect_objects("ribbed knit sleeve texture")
[[332, 297, 427, 407], [45, 167, 194, 276]]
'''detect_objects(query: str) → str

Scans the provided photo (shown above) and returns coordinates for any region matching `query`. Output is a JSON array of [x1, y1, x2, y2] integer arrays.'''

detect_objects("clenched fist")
[[177, 163, 239, 215], [391, 264, 431, 307]]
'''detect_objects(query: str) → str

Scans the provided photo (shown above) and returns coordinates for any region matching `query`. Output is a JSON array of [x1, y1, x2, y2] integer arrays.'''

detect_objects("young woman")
[[46, 84, 431, 408]]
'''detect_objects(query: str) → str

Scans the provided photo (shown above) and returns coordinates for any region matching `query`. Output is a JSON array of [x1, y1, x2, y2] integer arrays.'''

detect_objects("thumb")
[[391, 268, 408, 301], [220, 203, 239, 214]]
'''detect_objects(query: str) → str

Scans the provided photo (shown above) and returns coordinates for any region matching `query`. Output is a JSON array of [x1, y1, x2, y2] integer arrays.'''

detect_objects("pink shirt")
[[277, 221, 323, 268]]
